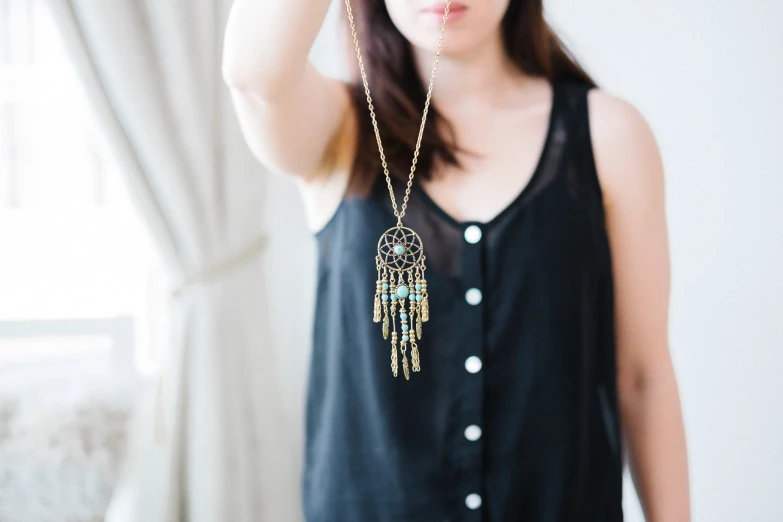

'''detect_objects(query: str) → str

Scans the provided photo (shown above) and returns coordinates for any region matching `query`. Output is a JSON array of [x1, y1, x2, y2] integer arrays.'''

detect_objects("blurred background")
[[0, 1, 780, 521]]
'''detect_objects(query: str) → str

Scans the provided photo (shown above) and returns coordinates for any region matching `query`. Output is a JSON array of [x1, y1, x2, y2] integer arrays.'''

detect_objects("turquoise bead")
[[416, 294, 423, 301], [400, 313, 408, 320], [402, 324, 409, 331], [402, 335, 409, 342], [381, 294, 389, 301], [393, 244, 405, 255], [396, 285, 409, 298], [415, 284, 422, 291], [382, 283, 389, 290], [409, 294, 415, 301]]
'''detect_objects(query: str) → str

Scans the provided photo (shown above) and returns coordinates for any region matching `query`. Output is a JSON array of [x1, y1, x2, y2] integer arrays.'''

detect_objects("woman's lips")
[[422, 2, 468, 21]]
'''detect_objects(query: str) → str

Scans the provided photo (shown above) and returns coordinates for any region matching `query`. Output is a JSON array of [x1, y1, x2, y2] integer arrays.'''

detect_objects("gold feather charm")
[[391, 332, 398, 377]]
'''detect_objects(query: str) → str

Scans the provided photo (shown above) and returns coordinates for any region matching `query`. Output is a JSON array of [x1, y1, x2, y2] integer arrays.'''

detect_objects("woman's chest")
[[419, 103, 553, 224]]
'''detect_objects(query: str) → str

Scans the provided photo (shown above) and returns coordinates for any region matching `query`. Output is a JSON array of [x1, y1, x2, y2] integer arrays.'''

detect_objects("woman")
[[222, 0, 690, 520]]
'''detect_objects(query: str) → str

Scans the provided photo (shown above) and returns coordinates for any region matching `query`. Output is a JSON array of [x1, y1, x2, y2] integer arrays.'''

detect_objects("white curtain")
[[46, 1, 305, 520]]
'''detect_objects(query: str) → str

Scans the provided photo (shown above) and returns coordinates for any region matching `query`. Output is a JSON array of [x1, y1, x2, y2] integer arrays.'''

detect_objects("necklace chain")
[[343, 0, 451, 224]]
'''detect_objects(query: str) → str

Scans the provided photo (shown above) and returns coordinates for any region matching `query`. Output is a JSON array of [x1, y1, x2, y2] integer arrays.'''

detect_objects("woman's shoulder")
[[587, 88, 656, 148], [584, 87, 664, 210]]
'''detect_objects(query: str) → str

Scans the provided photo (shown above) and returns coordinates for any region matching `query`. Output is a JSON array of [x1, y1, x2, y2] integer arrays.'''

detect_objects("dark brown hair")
[[341, 0, 596, 195]]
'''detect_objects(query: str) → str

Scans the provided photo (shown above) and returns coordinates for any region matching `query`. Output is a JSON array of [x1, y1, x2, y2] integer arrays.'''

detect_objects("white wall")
[[265, 1, 783, 521]]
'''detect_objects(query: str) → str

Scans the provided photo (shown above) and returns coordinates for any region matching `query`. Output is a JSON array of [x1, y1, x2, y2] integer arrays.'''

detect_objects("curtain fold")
[[46, 1, 305, 520]]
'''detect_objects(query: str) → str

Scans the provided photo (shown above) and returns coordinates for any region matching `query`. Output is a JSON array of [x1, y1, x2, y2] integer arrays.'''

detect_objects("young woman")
[[222, 1, 690, 520]]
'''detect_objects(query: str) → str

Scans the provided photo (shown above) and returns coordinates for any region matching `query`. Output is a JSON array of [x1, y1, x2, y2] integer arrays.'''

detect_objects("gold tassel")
[[373, 293, 381, 323], [421, 295, 429, 322], [411, 343, 420, 372], [416, 314, 422, 339], [402, 352, 410, 380], [382, 302, 389, 339], [391, 332, 398, 377], [391, 341, 398, 377]]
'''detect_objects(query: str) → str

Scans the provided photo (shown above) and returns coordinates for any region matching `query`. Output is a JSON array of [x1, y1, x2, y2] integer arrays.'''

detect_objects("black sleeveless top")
[[302, 80, 624, 522]]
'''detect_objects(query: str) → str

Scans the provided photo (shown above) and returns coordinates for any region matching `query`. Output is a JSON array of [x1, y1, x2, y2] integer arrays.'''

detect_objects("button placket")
[[457, 223, 486, 518]]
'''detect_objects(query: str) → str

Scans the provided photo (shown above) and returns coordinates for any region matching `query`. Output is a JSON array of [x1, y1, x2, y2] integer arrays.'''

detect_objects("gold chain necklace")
[[343, 0, 451, 380]]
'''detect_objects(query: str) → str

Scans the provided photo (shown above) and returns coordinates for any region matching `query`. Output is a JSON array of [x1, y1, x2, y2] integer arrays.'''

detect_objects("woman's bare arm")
[[590, 90, 691, 521], [222, 0, 352, 182]]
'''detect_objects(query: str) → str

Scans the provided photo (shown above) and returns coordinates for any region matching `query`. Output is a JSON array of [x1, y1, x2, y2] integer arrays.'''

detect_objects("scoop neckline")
[[412, 80, 560, 230]]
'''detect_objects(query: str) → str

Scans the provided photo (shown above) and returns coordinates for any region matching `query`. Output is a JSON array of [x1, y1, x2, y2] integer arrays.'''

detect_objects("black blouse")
[[302, 80, 624, 522]]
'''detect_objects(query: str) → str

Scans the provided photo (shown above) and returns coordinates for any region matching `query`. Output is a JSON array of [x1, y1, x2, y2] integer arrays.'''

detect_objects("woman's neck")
[[411, 30, 527, 112]]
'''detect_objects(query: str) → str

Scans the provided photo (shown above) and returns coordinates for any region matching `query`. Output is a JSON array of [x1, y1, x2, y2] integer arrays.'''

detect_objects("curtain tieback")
[[155, 233, 268, 443], [171, 233, 268, 297]]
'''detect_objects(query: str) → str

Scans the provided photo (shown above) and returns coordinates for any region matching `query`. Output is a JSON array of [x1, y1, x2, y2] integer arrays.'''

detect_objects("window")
[[0, 0, 169, 379]]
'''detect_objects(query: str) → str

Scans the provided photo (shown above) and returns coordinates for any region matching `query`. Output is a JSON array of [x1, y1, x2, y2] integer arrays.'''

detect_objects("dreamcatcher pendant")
[[373, 224, 429, 380]]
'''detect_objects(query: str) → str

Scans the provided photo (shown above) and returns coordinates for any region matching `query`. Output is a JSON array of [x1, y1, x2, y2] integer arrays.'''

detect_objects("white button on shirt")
[[464, 424, 482, 441], [465, 288, 482, 305], [465, 493, 482, 510], [465, 356, 482, 374], [464, 225, 482, 244]]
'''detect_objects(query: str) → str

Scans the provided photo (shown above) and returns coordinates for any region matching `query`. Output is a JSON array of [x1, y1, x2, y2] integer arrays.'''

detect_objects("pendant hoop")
[[377, 225, 424, 273]]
